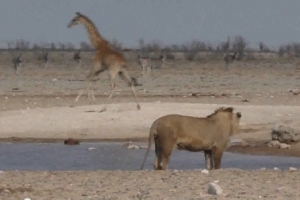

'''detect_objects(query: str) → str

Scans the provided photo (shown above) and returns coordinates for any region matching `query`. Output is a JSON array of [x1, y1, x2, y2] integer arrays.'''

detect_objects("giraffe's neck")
[[81, 17, 108, 49]]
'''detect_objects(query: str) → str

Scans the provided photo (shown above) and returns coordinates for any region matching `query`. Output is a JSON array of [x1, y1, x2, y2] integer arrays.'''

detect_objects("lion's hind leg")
[[154, 127, 177, 170]]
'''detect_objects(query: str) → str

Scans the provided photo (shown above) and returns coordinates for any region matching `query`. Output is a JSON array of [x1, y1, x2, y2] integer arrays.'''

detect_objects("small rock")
[[122, 141, 133, 147], [267, 140, 280, 147], [139, 146, 147, 149], [207, 182, 223, 195], [242, 99, 249, 102], [279, 143, 290, 149], [276, 186, 287, 191], [64, 138, 80, 145], [289, 167, 297, 171], [87, 147, 97, 150], [292, 90, 300, 95], [24, 198, 31, 200], [3, 189, 10, 193], [273, 167, 280, 171], [201, 169, 209, 174], [127, 144, 139, 149], [271, 125, 300, 143], [173, 170, 179, 173]]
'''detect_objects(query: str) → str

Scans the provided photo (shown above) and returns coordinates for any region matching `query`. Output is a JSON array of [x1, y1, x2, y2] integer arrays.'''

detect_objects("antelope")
[[38, 52, 49, 68], [224, 51, 238, 69], [73, 50, 82, 69], [138, 55, 152, 76]]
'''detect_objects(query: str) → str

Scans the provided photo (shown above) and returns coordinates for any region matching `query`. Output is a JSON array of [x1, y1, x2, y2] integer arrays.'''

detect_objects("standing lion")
[[140, 107, 242, 170]]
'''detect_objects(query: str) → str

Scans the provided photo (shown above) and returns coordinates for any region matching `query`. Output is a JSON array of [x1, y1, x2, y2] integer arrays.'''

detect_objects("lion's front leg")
[[154, 157, 159, 170], [212, 147, 223, 169]]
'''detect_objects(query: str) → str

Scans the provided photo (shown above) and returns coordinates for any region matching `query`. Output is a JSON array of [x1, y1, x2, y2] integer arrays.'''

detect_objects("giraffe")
[[67, 12, 141, 110], [223, 51, 238, 69], [73, 50, 82, 69], [13, 53, 23, 75]]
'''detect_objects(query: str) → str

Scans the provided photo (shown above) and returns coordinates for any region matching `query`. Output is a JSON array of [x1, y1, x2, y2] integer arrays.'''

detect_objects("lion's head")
[[207, 107, 242, 135]]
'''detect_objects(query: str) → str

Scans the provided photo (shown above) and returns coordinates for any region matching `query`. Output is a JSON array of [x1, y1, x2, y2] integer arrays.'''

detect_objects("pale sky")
[[1, 0, 300, 49]]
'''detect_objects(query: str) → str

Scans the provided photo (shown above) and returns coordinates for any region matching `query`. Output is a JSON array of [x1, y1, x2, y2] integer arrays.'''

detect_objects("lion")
[[140, 107, 242, 170]]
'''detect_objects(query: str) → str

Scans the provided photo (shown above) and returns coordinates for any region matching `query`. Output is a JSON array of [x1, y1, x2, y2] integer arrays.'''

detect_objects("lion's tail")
[[140, 121, 158, 170]]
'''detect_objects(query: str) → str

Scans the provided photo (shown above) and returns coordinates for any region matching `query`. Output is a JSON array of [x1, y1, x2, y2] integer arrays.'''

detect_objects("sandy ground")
[[1, 57, 300, 199], [1, 169, 300, 199]]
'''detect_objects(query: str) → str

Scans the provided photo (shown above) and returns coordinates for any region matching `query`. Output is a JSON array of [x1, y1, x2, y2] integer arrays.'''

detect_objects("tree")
[[232, 35, 248, 59], [109, 39, 123, 51], [15, 39, 30, 50], [80, 41, 93, 50]]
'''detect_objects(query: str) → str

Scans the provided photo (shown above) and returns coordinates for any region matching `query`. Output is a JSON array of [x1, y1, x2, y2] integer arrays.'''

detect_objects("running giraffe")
[[67, 12, 141, 110]]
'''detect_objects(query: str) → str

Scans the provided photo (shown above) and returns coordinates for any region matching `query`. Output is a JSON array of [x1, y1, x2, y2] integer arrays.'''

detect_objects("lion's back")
[[153, 114, 229, 143]]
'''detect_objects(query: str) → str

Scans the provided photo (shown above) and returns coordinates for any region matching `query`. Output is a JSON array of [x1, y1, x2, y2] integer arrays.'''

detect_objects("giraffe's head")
[[68, 12, 84, 28]]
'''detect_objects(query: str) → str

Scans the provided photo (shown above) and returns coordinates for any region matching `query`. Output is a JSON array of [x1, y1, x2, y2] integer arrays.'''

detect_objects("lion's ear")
[[225, 107, 234, 113], [236, 112, 242, 118]]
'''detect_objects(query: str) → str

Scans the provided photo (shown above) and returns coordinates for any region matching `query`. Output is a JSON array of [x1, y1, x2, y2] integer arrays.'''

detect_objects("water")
[[0, 142, 299, 171]]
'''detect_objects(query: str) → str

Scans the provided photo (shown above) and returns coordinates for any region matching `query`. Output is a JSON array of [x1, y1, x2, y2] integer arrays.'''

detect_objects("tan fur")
[[140, 107, 242, 170], [67, 12, 140, 110]]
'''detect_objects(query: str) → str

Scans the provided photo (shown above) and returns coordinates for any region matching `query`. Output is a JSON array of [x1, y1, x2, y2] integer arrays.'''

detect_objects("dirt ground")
[[1, 55, 300, 199], [0, 169, 299, 200]]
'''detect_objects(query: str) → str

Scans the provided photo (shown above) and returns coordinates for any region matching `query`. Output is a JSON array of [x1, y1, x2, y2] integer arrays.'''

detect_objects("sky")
[[1, 0, 300, 49]]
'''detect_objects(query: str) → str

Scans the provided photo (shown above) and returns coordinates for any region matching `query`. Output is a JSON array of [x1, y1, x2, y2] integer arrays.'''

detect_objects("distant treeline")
[[2, 35, 300, 58]]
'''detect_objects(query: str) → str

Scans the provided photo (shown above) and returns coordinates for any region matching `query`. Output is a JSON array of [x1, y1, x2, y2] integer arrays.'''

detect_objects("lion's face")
[[231, 112, 242, 135]]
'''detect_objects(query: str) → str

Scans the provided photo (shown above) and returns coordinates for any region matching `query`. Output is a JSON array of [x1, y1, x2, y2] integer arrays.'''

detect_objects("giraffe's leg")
[[75, 81, 89, 103], [108, 72, 118, 99], [87, 81, 97, 104], [14, 64, 18, 75], [90, 81, 96, 104], [76, 62, 104, 103], [143, 65, 146, 76], [118, 69, 141, 110], [87, 81, 92, 101], [75, 89, 84, 102], [121, 70, 141, 110], [130, 85, 141, 110], [99, 72, 117, 112], [148, 65, 152, 76], [79, 59, 82, 69]]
